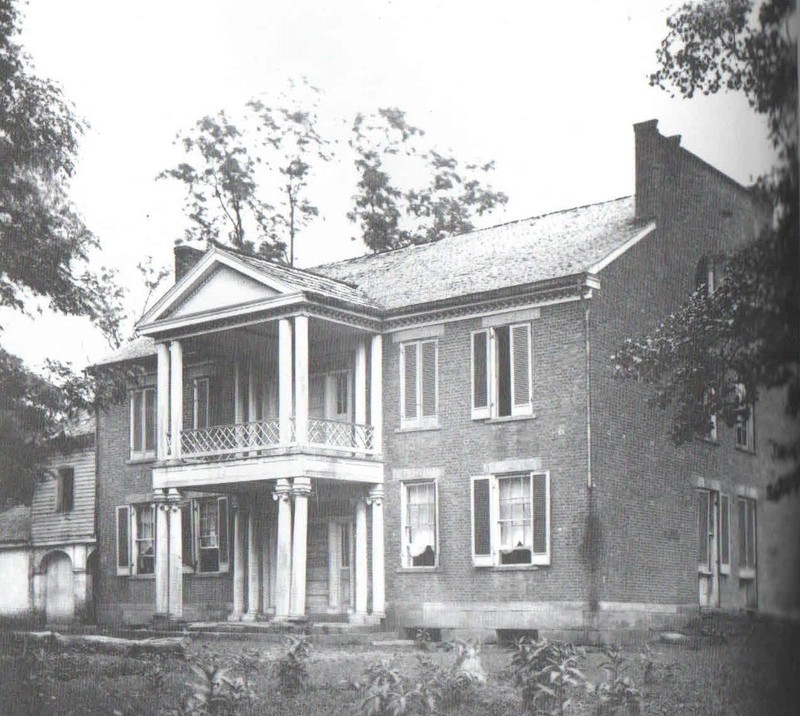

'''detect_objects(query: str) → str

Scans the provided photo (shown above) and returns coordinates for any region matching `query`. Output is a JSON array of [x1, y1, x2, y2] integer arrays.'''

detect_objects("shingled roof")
[[93, 335, 156, 367], [311, 196, 647, 311]]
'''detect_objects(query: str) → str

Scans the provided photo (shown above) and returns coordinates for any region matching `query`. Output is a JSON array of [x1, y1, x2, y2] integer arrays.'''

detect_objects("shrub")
[[352, 658, 436, 716], [509, 636, 586, 715], [273, 635, 311, 694], [178, 662, 254, 716], [588, 648, 642, 716]]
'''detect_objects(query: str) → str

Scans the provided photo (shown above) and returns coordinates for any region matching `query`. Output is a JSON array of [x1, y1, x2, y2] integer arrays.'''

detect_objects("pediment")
[[167, 264, 281, 318]]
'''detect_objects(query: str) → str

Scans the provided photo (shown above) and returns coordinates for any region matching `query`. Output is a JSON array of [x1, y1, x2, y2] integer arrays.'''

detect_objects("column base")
[[228, 612, 243, 622], [241, 612, 260, 622]]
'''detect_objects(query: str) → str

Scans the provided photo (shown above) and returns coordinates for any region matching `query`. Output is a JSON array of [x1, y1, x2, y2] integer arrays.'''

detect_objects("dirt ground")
[[0, 614, 797, 715]]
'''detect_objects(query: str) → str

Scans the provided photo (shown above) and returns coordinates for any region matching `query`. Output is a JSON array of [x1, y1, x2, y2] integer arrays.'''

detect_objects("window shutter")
[[471, 331, 490, 419], [719, 493, 730, 573], [698, 491, 710, 570], [510, 323, 532, 416], [471, 476, 492, 566], [116, 505, 131, 575], [421, 341, 437, 419], [531, 472, 550, 565], [131, 391, 144, 453], [218, 497, 230, 571], [402, 343, 418, 422], [144, 389, 156, 453]]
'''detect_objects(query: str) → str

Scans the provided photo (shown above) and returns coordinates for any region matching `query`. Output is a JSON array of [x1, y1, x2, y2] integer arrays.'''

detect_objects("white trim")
[[392, 324, 445, 343], [138, 248, 295, 327], [481, 306, 540, 328], [399, 479, 439, 569], [129, 387, 156, 461], [510, 322, 533, 416], [484, 457, 542, 474], [587, 222, 657, 274], [400, 339, 439, 429], [391, 467, 442, 482], [719, 492, 731, 575], [471, 330, 491, 420]]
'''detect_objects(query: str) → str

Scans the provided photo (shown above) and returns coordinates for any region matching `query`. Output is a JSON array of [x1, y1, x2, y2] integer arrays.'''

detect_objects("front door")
[[698, 489, 719, 607], [327, 520, 354, 613]]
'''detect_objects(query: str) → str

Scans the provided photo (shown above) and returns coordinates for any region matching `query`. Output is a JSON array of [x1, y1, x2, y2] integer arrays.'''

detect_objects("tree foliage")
[[349, 108, 508, 253], [615, 0, 798, 497]]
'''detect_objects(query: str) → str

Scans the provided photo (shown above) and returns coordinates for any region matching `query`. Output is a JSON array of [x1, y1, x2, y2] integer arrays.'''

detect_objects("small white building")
[[0, 505, 33, 619]]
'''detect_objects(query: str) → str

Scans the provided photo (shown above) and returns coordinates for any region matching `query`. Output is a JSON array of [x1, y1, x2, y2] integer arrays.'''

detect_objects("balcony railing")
[[172, 417, 375, 460]]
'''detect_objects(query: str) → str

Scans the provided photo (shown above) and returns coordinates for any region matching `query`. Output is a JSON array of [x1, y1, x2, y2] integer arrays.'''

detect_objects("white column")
[[294, 316, 309, 447], [169, 341, 183, 459], [278, 319, 293, 444], [244, 504, 260, 620], [355, 338, 367, 426], [368, 485, 385, 617], [168, 489, 183, 619], [231, 501, 246, 619], [155, 492, 169, 614], [327, 522, 340, 612], [156, 343, 170, 459], [273, 479, 293, 618], [290, 477, 311, 617], [370, 335, 382, 453], [354, 496, 368, 617]]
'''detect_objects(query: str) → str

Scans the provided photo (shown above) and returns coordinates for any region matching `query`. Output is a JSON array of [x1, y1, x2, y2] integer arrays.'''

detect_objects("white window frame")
[[399, 480, 439, 569], [719, 492, 731, 575], [117, 503, 156, 577], [193, 377, 210, 430], [399, 339, 439, 429], [116, 505, 131, 576], [471, 323, 533, 420], [129, 387, 156, 460], [193, 496, 230, 574], [738, 497, 757, 579], [470, 471, 550, 567]]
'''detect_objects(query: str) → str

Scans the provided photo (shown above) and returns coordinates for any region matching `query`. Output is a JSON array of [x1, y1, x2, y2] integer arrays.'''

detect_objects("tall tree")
[[158, 111, 285, 261], [247, 78, 330, 266], [614, 0, 798, 497], [0, 0, 126, 504], [349, 108, 508, 253]]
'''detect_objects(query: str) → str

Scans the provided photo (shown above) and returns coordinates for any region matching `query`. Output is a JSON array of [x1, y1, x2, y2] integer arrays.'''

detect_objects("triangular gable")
[[168, 264, 280, 318], [137, 248, 297, 329]]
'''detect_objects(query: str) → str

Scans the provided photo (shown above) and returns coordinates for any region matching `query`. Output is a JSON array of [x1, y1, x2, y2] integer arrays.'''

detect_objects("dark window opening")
[[500, 548, 532, 565], [56, 468, 74, 512], [495, 326, 511, 416], [412, 545, 436, 567]]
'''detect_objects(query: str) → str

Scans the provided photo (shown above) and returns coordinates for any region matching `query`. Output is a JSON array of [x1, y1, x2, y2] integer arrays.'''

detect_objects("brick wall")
[[383, 300, 591, 630]]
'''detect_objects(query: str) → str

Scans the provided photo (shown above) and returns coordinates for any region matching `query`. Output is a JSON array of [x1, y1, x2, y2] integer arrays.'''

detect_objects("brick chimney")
[[633, 119, 679, 222], [173, 240, 205, 281]]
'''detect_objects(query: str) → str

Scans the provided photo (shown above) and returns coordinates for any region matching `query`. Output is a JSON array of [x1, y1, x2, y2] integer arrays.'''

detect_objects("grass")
[[0, 614, 797, 715]]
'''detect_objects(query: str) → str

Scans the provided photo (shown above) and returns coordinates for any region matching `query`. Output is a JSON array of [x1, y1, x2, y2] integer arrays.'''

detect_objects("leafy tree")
[[247, 78, 330, 265], [614, 0, 798, 497], [349, 108, 508, 253], [158, 110, 285, 261], [0, 0, 126, 504]]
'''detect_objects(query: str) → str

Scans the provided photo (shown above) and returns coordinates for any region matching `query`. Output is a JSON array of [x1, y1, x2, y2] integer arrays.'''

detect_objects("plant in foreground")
[[274, 634, 312, 694], [177, 662, 254, 716], [587, 648, 642, 716]]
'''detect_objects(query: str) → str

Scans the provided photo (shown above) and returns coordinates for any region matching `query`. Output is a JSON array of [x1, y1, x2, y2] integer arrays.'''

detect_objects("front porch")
[[152, 478, 385, 625]]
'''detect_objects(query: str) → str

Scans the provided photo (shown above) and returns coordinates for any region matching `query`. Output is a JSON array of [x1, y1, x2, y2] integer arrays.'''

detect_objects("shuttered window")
[[116, 505, 131, 575], [738, 498, 756, 574], [401, 481, 438, 568], [471, 323, 533, 419], [698, 490, 710, 570], [400, 340, 438, 428], [130, 387, 156, 459], [471, 472, 550, 567]]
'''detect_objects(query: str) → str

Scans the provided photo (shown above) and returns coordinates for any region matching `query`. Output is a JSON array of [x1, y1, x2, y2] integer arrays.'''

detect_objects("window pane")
[[511, 324, 531, 407], [698, 491, 709, 566], [532, 473, 547, 555], [403, 344, 418, 419], [421, 342, 437, 418], [498, 474, 531, 551], [472, 478, 491, 556], [144, 389, 156, 451], [136, 506, 155, 575], [720, 495, 730, 566], [132, 391, 144, 452], [495, 327, 511, 417], [407, 482, 436, 566], [472, 332, 488, 409], [738, 499, 747, 568]]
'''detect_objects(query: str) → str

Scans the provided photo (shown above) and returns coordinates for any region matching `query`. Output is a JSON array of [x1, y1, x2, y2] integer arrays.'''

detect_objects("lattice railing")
[[306, 417, 375, 452], [180, 418, 288, 458]]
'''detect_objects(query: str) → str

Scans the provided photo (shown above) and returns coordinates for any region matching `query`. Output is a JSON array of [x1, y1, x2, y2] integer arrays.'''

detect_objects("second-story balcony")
[[174, 416, 376, 459]]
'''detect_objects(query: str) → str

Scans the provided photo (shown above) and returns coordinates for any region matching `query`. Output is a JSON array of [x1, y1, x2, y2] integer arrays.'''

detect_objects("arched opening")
[[41, 551, 74, 623]]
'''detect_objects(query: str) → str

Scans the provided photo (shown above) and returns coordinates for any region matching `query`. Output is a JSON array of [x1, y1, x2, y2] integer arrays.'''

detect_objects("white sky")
[[4, 0, 776, 371]]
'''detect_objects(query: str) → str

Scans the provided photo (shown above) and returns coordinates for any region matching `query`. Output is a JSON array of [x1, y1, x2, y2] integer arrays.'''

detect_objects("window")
[[116, 506, 131, 575], [196, 496, 229, 573], [193, 378, 210, 430], [400, 481, 438, 567], [735, 405, 755, 451], [116, 503, 155, 576], [696, 255, 727, 296], [472, 324, 532, 419], [471, 472, 550, 567], [738, 497, 756, 575], [702, 389, 718, 442], [697, 489, 712, 572], [56, 467, 74, 513], [400, 340, 438, 428], [130, 387, 156, 459]]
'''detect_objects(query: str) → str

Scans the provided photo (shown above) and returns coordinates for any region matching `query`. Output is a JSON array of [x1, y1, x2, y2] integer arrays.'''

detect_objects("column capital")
[[292, 477, 312, 498], [366, 484, 385, 506], [273, 478, 292, 502]]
